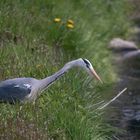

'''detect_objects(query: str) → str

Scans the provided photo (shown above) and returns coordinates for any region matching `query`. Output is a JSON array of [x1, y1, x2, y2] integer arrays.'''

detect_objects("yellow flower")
[[36, 64, 43, 69], [54, 18, 61, 23], [67, 23, 74, 29], [67, 19, 74, 25]]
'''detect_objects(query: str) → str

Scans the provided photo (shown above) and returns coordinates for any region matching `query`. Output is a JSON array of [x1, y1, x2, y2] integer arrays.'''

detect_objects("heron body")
[[0, 78, 38, 102], [0, 58, 102, 103]]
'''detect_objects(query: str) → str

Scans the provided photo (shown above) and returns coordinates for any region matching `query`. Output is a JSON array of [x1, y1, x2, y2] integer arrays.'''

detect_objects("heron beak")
[[90, 68, 103, 83]]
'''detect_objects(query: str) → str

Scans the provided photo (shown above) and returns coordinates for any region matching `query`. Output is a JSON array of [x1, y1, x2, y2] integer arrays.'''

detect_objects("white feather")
[[23, 84, 31, 88], [14, 85, 20, 88]]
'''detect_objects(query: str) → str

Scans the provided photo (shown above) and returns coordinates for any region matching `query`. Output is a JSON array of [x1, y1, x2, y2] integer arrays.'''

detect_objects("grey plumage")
[[0, 58, 102, 103], [0, 78, 37, 103]]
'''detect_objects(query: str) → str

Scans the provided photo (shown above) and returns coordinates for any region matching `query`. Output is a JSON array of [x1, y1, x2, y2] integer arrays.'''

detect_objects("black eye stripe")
[[82, 59, 90, 68]]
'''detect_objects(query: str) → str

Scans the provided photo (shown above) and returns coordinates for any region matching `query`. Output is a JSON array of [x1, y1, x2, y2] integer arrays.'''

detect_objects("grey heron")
[[0, 58, 102, 103]]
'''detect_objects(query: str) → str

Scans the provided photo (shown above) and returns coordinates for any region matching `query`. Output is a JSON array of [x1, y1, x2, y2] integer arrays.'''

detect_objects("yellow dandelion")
[[67, 23, 74, 29], [54, 18, 61, 23], [67, 19, 74, 25], [36, 64, 43, 69]]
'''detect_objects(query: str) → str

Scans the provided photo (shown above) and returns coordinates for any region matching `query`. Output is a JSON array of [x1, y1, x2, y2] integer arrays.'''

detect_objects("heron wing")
[[0, 83, 32, 103]]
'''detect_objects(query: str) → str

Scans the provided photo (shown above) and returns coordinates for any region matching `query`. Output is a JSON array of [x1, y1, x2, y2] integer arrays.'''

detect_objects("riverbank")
[[107, 0, 140, 139], [0, 0, 131, 139]]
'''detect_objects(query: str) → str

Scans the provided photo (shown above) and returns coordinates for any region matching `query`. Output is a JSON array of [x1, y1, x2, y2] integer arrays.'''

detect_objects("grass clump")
[[0, 0, 130, 139]]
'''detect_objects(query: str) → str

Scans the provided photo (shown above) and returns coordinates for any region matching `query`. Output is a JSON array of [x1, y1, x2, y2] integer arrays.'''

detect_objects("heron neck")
[[39, 64, 71, 92], [38, 59, 82, 92]]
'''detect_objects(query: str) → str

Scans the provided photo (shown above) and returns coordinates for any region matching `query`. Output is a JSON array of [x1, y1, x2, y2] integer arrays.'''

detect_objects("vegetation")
[[0, 0, 130, 139]]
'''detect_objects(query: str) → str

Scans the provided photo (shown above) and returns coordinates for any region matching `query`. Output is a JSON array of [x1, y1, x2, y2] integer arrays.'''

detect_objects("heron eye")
[[82, 59, 90, 68]]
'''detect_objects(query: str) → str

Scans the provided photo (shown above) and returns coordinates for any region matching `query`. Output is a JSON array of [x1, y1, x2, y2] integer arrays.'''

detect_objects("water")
[[108, 1, 140, 136], [109, 49, 140, 140]]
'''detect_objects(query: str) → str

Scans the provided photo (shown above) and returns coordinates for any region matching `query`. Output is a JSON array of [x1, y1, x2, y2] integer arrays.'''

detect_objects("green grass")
[[0, 0, 130, 139]]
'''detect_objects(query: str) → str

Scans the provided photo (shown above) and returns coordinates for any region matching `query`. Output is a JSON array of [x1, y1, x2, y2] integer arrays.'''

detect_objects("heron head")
[[81, 58, 103, 83]]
